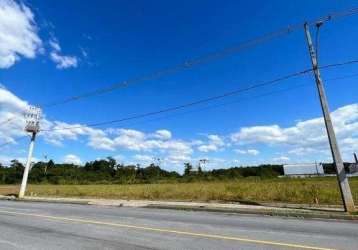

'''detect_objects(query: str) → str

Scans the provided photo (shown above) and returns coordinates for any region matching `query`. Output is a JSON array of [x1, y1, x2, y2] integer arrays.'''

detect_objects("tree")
[[198, 165, 203, 175], [184, 162, 193, 176]]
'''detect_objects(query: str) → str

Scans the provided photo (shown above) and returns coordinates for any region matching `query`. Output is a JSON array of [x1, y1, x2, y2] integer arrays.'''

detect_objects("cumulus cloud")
[[0, 0, 42, 68], [0, 1, 80, 70], [235, 149, 260, 156], [231, 104, 358, 160], [2, 85, 357, 168], [272, 156, 290, 163], [0, 87, 28, 145], [41, 122, 193, 165], [63, 154, 81, 165], [152, 129, 172, 140], [197, 134, 225, 152], [49, 38, 78, 69], [40, 120, 193, 165]]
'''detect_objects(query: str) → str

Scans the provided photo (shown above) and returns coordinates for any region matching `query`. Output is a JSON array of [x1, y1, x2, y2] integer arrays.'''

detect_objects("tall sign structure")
[[19, 106, 41, 198], [304, 23, 355, 212]]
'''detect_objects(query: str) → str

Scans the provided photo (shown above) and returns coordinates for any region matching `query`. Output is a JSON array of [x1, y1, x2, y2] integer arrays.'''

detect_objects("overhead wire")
[[40, 59, 358, 133], [0, 135, 29, 149], [42, 27, 295, 108], [2, 7, 358, 130], [0, 117, 17, 127], [1, 7, 358, 144], [38, 7, 358, 108], [2, 61, 358, 149], [116, 69, 357, 128], [40, 69, 313, 132], [1, 67, 357, 149]]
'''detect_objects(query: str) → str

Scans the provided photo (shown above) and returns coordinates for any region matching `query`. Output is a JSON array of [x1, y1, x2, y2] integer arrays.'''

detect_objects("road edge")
[[145, 204, 358, 221], [1, 195, 357, 221]]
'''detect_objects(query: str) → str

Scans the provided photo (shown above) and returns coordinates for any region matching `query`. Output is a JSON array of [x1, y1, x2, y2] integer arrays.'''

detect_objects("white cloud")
[[0, 87, 28, 146], [197, 134, 225, 152], [288, 147, 319, 156], [113, 154, 124, 163], [133, 154, 153, 165], [63, 154, 81, 165], [235, 149, 260, 156], [50, 51, 78, 69], [247, 149, 259, 155], [272, 156, 290, 163], [198, 144, 218, 153], [0, 0, 42, 68], [80, 47, 88, 58], [49, 39, 60, 51], [41, 119, 193, 166], [41, 122, 194, 165], [152, 129, 172, 140], [0, 1, 79, 70], [49, 38, 78, 69], [231, 104, 358, 160], [2, 85, 357, 169], [231, 125, 286, 145]]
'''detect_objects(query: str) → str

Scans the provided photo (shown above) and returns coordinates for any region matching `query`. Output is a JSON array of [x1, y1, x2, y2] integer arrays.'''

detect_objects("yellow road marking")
[[0, 209, 337, 250]]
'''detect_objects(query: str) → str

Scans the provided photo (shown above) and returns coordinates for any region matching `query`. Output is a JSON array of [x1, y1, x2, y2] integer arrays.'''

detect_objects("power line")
[[2, 59, 358, 134], [326, 72, 358, 81], [110, 82, 314, 128], [117, 70, 355, 128], [0, 69, 353, 150], [41, 68, 312, 132], [320, 59, 358, 70], [2, 8, 358, 132], [0, 117, 17, 127], [1, 85, 308, 149], [0, 135, 28, 149], [315, 7, 358, 22], [39, 58, 358, 133], [2, 62, 357, 149], [2, 7, 357, 130], [42, 28, 293, 108], [39, 7, 358, 108]]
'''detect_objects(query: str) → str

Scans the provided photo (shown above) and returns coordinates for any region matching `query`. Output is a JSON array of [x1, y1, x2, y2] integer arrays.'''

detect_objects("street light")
[[19, 105, 41, 198]]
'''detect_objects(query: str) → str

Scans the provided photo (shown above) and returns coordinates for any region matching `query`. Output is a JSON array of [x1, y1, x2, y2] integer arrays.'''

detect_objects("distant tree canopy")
[[0, 158, 285, 185], [322, 163, 352, 174]]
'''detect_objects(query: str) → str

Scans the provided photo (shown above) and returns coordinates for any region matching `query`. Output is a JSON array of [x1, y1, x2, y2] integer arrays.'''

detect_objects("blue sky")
[[0, 0, 358, 171]]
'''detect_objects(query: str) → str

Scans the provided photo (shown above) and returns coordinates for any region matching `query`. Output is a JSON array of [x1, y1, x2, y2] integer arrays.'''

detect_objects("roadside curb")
[[0, 195, 16, 201], [0, 195, 90, 205], [1, 195, 357, 221], [146, 204, 358, 221]]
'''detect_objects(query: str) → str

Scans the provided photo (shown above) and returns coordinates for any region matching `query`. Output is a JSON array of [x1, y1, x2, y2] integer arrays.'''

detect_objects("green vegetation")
[[1, 178, 357, 205], [0, 158, 357, 205], [0, 158, 283, 184]]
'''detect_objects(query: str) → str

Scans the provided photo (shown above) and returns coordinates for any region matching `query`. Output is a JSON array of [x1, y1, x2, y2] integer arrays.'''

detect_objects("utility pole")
[[19, 106, 41, 199], [304, 23, 355, 212]]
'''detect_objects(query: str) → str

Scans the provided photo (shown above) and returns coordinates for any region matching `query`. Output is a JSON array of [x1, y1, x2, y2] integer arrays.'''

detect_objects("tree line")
[[0, 158, 284, 184]]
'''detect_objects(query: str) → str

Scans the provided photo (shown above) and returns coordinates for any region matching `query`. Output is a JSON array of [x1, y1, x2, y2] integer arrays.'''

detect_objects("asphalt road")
[[0, 201, 357, 250]]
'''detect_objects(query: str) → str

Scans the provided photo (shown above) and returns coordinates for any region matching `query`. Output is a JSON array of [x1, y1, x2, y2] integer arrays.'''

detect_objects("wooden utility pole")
[[304, 22, 355, 212]]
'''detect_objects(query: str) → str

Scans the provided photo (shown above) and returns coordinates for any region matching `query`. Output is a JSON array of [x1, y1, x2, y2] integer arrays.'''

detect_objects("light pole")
[[19, 106, 41, 199]]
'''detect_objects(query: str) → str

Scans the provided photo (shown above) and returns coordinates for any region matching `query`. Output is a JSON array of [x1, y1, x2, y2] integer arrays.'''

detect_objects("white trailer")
[[283, 163, 324, 177]]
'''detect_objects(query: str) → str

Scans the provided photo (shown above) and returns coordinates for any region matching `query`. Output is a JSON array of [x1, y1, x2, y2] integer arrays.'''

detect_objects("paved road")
[[0, 201, 357, 250]]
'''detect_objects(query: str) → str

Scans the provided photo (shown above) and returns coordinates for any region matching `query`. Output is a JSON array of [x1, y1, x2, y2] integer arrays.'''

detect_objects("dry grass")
[[1, 177, 357, 205]]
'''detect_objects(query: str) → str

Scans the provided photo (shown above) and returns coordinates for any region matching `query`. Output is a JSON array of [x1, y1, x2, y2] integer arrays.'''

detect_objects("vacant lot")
[[1, 177, 357, 205]]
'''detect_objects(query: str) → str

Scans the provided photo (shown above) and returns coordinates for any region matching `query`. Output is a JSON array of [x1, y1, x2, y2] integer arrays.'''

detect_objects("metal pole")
[[19, 132, 36, 198], [303, 23, 355, 212]]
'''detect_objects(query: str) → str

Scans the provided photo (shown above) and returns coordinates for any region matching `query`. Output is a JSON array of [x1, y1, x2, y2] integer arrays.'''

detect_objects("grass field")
[[1, 177, 357, 205]]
